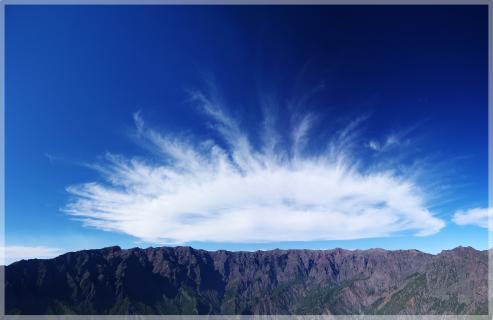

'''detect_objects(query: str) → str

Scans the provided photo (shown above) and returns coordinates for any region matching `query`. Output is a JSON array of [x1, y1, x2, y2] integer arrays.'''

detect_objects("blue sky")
[[5, 5, 489, 263]]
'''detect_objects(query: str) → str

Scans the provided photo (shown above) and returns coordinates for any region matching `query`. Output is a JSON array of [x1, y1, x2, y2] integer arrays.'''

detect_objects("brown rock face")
[[5, 246, 488, 315]]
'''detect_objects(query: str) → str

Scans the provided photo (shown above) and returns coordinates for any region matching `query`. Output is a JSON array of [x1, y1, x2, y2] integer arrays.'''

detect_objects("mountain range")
[[5, 245, 489, 315]]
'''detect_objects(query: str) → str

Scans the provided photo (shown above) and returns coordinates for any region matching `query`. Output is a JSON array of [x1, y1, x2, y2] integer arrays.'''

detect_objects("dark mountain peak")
[[451, 245, 477, 252], [175, 245, 194, 250], [101, 245, 122, 252], [437, 245, 480, 256]]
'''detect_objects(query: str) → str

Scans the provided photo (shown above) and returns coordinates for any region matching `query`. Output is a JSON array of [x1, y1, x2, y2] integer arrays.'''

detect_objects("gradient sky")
[[5, 5, 489, 264]]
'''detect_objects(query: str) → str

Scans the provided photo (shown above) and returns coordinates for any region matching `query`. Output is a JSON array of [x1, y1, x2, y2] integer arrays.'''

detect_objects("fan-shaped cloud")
[[452, 207, 492, 230], [65, 90, 445, 244]]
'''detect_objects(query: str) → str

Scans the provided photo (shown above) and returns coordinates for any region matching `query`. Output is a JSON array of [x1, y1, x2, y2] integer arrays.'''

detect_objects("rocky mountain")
[[5, 246, 488, 315]]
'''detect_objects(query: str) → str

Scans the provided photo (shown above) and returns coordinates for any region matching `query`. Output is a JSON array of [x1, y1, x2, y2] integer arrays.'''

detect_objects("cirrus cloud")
[[64, 90, 445, 244]]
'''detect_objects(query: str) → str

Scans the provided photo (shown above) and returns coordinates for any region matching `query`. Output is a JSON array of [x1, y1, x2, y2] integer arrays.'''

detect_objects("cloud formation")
[[367, 131, 412, 153], [1, 246, 62, 265], [65, 90, 445, 244], [452, 207, 492, 231]]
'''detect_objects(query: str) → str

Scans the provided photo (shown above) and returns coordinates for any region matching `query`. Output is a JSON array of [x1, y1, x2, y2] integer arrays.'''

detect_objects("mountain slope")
[[5, 246, 488, 315]]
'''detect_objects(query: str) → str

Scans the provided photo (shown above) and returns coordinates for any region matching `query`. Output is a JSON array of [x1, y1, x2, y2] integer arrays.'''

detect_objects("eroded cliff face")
[[5, 245, 488, 315]]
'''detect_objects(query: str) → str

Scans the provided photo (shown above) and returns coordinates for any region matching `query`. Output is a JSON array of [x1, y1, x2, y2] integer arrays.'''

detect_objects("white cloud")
[[1, 246, 62, 265], [367, 133, 403, 153], [452, 207, 492, 230], [65, 90, 445, 245], [367, 140, 380, 151]]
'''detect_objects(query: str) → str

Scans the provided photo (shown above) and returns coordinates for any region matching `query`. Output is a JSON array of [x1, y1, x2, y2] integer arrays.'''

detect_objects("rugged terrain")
[[5, 246, 488, 315]]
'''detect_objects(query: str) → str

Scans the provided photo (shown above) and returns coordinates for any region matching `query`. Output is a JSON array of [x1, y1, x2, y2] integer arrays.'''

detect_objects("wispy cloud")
[[367, 140, 381, 151], [452, 207, 492, 230], [1, 246, 62, 265], [367, 133, 410, 153], [64, 89, 445, 245]]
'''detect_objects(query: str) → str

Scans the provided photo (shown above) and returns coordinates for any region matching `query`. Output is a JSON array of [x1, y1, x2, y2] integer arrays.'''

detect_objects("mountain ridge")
[[9, 244, 484, 264], [5, 245, 488, 315]]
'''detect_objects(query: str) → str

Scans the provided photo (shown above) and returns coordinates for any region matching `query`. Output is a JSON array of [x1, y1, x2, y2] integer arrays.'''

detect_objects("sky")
[[4, 5, 489, 264]]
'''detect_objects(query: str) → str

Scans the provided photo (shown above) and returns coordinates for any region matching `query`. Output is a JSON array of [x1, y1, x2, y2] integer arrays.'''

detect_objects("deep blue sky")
[[5, 5, 488, 259]]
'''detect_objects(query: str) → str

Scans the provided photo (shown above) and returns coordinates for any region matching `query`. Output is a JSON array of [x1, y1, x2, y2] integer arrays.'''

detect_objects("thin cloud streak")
[[452, 207, 492, 231], [65, 89, 445, 245], [1, 246, 63, 265]]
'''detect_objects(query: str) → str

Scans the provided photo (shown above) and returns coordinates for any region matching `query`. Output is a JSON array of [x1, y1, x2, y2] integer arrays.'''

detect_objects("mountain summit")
[[5, 246, 488, 315]]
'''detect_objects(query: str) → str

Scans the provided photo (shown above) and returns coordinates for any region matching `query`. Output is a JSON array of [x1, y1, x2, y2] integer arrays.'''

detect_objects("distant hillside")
[[5, 246, 488, 315]]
